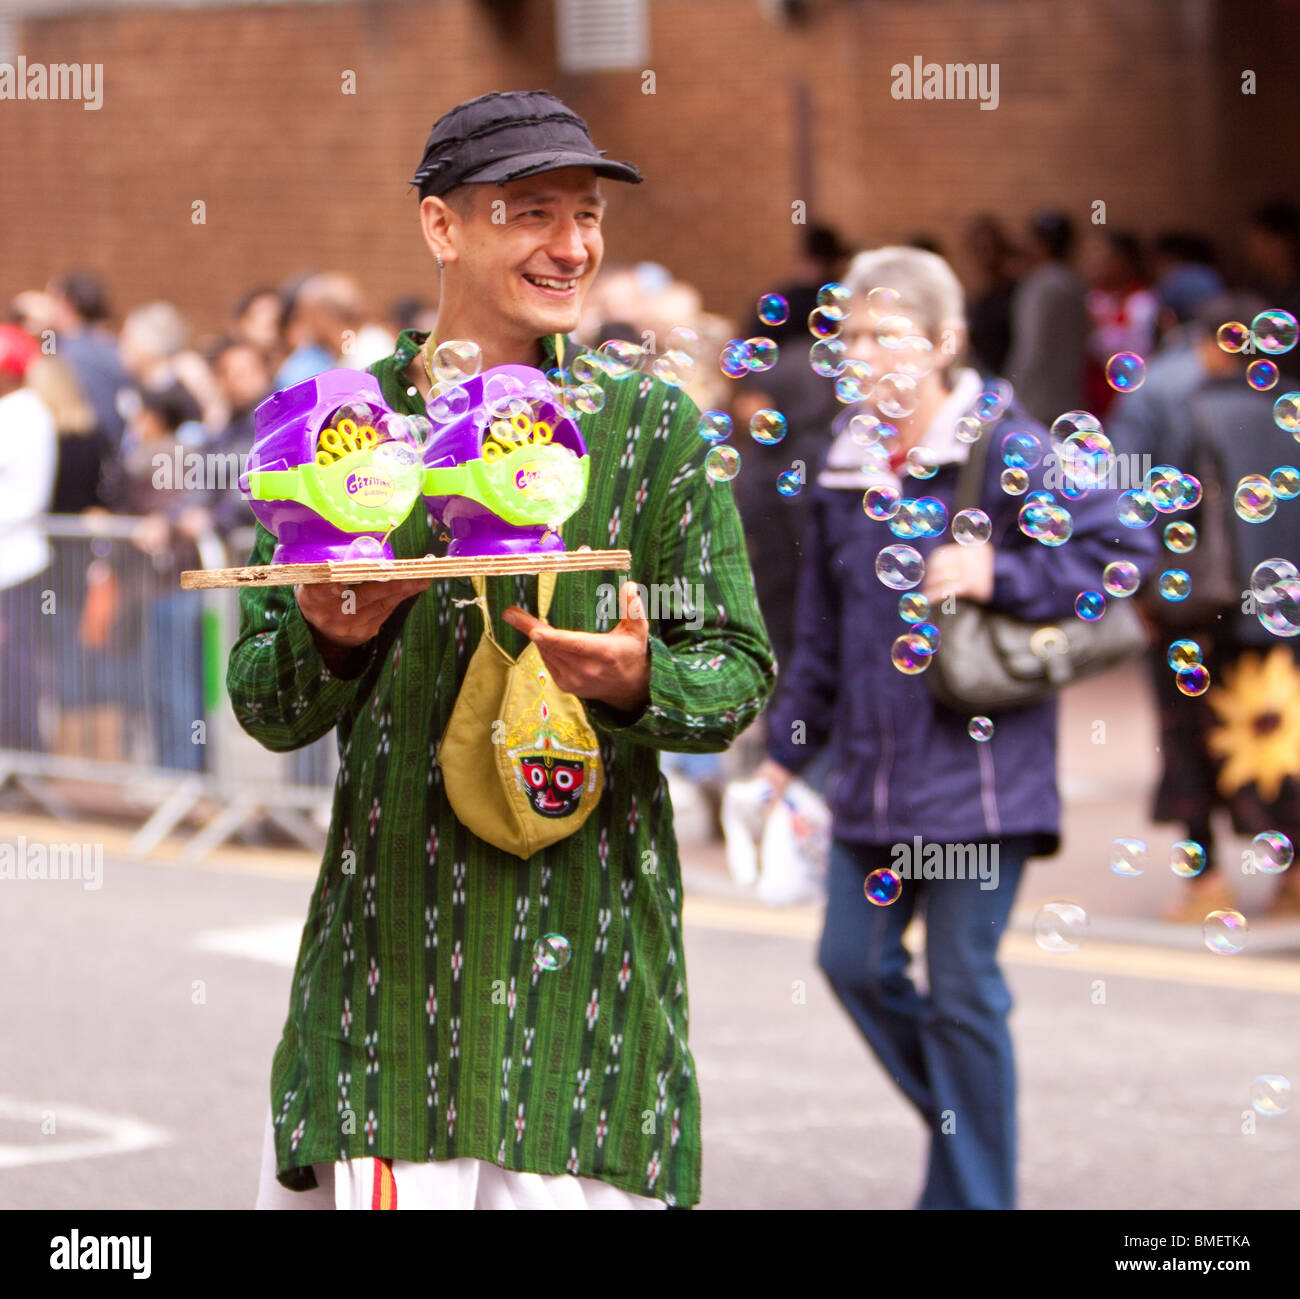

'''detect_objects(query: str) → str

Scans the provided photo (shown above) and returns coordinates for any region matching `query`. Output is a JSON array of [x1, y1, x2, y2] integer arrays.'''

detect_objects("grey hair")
[[843, 246, 967, 340]]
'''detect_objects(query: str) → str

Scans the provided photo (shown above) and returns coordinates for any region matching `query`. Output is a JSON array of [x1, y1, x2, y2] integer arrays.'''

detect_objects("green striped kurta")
[[226, 330, 776, 1206]]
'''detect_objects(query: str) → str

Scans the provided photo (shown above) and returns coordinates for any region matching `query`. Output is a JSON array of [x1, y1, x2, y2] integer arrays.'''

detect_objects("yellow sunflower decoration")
[[1206, 647, 1300, 803]]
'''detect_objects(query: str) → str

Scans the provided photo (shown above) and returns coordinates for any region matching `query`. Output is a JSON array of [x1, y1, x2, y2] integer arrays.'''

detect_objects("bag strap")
[[467, 570, 558, 646], [953, 422, 992, 514]]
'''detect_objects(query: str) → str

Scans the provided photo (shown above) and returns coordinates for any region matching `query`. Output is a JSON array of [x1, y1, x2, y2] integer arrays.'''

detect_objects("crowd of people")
[[1, 201, 1299, 836]]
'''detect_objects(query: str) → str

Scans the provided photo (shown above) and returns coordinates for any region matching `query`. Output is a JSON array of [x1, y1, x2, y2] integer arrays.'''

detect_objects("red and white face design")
[[519, 755, 586, 817]]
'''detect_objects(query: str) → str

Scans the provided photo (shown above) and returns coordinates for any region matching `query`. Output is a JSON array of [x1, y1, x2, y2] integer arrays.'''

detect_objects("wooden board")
[[180, 548, 634, 590]]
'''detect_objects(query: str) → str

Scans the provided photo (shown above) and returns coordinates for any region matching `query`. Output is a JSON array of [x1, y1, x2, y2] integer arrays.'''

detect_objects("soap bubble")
[[1251, 309, 1298, 355], [968, 716, 994, 742], [1146, 466, 1184, 513], [1203, 909, 1248, 955], [817, 282, 852, 320], [1102, 560, 1142, 597], [895, 335, 935, 378], [899, 592, 930, 623], [1117, 489, 1157, 529], [744, 337, 779, 372], [705, 446, 740, 483], [1250, 557, 1298, 599], [955, 415, 984, 444], [835, 360, 875, 404], [1158, 569, 1191, 602], [1061, 430, 1115, 491], [848, 412, 884, 445], [1271, 466, 1300, 499], [865, 867, 903, 905], [1216, 321, 1250, 353], [911, 621, 941, 652], [875, 544, 925, 590], [874, 314, 915, 349], [776, 470, 803, 497], [807, 308, 842, 339], [719, 339, 753, 378], [652, 348, 695, 387], [533, 933, 573, 970], [1050, 410, 1103, 441], [1250, 830, 1294, 875], [1170, 840, 1207, 878], [598, 338, 644, 379], [697, 410, 733, 444], [1175, 474, 1203, 508], [890, 633, 932, 674], [809, 338, 847, 377], [1164, 521, 1197, 552], [1001, 467, 1029, 495], [1031, 504, 1074, 547], [876, 372, 919, 418], [904, 446, 938, 479], [1075, 591, 1106, 621], [1034, 901, 1088, 953], [952, 508, 992, 546], [571, 382, 605, 414], [1110, 837, 1148, 877], [666, 326, 700, 357], [570, 353, 606, 384], [1001, 430, 1044, 470], [757, 293, 790, 326], [1258, 580, 1300, 637], [431, 339, 483, 384], [864, 286, 902, 319], [750, 409, 788, 445], [974, 383, 1013, 421], [1274, 392, 1300, 434], [1247, 359, 1280, 391], [1105, 351, 1146, 391], [427, 384, 471, 424], [1167, 638, 1202, 670], [1235, 474, 1277, 522], [863, 484, 902, 520], [1176, 664, 1211, 695], [1252, 1075, 1292, 1117]]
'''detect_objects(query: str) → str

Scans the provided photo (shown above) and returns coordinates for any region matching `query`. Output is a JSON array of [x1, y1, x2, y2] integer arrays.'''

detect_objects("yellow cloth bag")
[[437, 571, 604, 860]]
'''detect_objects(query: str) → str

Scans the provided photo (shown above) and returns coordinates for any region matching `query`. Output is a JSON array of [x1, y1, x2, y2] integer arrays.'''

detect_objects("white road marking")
[[0, 1097, 169, 1168], [193, 920, 303, 968]]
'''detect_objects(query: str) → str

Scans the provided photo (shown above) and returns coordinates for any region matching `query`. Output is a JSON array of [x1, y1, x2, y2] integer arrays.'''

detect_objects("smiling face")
[[429, 168, 606, 350]]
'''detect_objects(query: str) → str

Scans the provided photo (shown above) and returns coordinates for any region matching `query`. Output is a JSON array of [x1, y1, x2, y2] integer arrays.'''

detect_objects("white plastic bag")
[[721, 775, 830, 906]]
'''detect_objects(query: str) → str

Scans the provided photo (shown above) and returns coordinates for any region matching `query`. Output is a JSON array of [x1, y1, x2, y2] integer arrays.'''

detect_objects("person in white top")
[[0, 324, 58, 750]]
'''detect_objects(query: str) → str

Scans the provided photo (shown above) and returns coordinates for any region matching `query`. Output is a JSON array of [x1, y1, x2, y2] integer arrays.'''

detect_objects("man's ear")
[[419, 195, 459, 266]]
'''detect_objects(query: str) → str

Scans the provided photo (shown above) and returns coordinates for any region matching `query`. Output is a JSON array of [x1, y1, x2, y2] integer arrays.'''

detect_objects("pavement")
[[1, 661, 1297, 1209]]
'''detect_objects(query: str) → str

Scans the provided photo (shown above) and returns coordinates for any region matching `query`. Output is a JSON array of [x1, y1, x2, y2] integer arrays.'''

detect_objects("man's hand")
[[503, 578, 651, 713], [920, 542, 995, 604], [754, 757, 793, 803], [295, 579, 431, 650]]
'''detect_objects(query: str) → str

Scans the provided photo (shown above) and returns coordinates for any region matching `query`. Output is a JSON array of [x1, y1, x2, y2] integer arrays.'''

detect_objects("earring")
[[436, 254, 444, 271]]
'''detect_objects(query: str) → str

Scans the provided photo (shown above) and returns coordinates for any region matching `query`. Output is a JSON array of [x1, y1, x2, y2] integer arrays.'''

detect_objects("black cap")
[[411, 90, 642, 198]]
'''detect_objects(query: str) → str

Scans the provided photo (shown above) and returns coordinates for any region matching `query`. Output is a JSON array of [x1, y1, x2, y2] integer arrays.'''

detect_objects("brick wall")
[[1, 0, 1296, 335]]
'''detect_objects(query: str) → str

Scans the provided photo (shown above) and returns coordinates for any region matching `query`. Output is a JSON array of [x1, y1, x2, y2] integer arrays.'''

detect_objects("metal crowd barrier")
[[0, 515, 338, 861]]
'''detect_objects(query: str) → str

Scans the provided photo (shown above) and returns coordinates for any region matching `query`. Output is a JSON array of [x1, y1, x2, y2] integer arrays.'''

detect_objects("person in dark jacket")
[[756, 246, 1156, 1210], [1109, 292, 1300, 921]]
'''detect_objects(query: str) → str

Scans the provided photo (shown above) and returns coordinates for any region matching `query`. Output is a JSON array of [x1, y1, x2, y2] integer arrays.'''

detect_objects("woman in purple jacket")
[[758, 247, 1154, 1210]]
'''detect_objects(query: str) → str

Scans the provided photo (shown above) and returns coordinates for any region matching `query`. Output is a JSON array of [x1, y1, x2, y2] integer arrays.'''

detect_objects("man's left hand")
[[503, 578, 651, 714]]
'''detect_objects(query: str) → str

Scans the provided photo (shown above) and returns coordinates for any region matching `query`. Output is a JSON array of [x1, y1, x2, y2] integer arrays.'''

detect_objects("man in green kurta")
[[230, 91, 776, 1208]]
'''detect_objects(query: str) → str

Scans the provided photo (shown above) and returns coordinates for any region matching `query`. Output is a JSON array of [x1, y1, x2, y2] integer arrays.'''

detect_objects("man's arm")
[[225, 522, 427, 753]]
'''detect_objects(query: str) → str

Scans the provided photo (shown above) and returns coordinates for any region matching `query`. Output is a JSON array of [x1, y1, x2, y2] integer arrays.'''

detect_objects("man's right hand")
[[754, 758, 793, 803], [295, 579, 431, 649]]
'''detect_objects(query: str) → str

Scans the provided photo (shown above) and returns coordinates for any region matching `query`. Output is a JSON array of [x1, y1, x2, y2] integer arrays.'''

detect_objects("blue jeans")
[[818, 836, 1030, 1210]]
